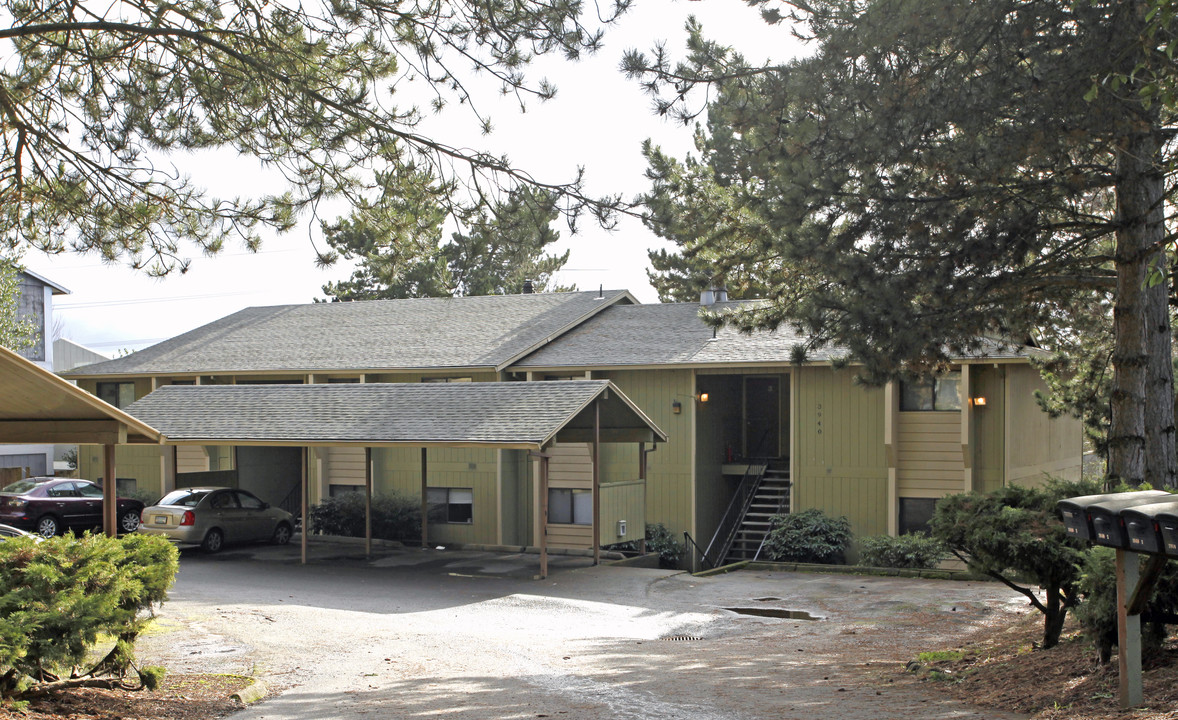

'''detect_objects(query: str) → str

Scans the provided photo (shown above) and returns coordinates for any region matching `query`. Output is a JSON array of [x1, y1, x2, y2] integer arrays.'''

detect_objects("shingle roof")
[[67, 291, 633, 376], [121, 381, 665, 448], [513, 301, 1042, 369]]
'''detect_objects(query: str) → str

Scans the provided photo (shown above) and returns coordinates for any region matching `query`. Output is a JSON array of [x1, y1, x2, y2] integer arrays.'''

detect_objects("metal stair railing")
[[752, 469, 791, 561], [700, 459, 768, 568]]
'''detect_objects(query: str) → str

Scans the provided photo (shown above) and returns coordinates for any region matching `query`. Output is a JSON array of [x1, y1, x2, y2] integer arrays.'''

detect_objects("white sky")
[[23, 0, 804, 355]]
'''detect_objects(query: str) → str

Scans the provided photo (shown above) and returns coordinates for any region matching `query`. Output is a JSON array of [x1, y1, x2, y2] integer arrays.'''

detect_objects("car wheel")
[[119, 509, 141, 534], [36, 515, 60, 538], [201, 528, 225, 553], [272, 522, 292, 546]]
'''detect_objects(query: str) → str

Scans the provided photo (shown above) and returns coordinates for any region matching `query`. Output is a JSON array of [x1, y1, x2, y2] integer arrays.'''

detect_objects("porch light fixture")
[[698, 392, 709, 403], [971, 396, 987, 407]]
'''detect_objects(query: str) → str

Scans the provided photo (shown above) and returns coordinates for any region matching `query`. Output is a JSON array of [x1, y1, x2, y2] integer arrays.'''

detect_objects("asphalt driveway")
[[137, 541, 1031, 719]]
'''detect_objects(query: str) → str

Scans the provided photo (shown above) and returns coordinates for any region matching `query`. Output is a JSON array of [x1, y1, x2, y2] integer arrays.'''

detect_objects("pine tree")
[[629, 0, 1176, 488]]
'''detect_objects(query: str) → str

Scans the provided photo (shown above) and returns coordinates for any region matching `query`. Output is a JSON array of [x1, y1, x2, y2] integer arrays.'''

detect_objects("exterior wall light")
[[672, 400, 682, 414], [698, 393, 709, 403], [971, 397, 987, 407]]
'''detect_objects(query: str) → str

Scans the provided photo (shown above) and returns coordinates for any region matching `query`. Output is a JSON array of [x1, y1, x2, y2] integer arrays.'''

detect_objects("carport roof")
[[122, 380, 667, 450], [0, 345, 161, 445]]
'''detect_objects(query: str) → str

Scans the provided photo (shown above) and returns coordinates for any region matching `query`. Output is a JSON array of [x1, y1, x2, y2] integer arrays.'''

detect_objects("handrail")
[[683, 531, 713, 570], [752, 470, 791, 562], [279, 482, 302, 519], [701, 459, 768, 568]]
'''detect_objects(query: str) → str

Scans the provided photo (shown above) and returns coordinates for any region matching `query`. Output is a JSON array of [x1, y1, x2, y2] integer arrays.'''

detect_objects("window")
[[97, 382, 135, 409], [899, 498, 937, 535], [236, 491, 265, 510], [899, 372, 961, 411], [548, 488, 592, 525], [421, 377, 472, 383], [329, 484, 363, 498], [427, 488, 473, 524]]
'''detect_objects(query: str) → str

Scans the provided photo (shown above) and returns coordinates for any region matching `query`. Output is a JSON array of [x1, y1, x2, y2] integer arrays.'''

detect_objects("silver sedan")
[[137, 487, 294, 553]]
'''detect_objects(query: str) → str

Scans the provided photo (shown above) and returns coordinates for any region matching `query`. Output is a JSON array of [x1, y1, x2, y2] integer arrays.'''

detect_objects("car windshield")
[[158, 489, 211, 507], [1, 480, 40, 495]]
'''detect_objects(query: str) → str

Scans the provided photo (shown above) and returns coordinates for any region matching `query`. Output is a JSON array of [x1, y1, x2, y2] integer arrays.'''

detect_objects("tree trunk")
[[1042, 586, 1067, 650], [1144, 241, 1176, 490]]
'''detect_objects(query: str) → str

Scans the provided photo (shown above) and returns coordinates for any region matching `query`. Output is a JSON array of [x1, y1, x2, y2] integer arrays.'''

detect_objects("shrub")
[[645, 523, 682, 568], [857, 532, 947, 569], [928, 477, 1101, 650], [308, 492, 421, 543], [762, 509, 852, 564], [0, 533, 179, 697], [1075, 547, 1178, 663]]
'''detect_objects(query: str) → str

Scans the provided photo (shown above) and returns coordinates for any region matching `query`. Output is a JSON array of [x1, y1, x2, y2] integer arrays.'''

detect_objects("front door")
[[744, 376, 781, 458]]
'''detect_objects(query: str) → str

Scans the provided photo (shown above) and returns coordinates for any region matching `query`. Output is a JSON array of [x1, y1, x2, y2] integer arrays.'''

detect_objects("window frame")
[[426, 487, 474, 524], [96, 381, 136, 409], [899, 371, 962, 412], [547, 488, 592, 526]]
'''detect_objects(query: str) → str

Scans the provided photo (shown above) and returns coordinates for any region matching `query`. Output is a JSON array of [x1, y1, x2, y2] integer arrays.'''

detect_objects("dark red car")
[[0, 478, 144, 538]]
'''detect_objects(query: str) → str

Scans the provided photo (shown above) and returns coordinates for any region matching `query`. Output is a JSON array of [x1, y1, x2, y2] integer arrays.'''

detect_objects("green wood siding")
[[793, 367, 888, 536], [694, 374, 744, 551], [78, 444, 163, 498], [371, 446, 498, 545], [972, 366, 1007, 493], [1006, 364, 1083, 485], [598, 369, 695, 541], [600, 480, 646, 545]]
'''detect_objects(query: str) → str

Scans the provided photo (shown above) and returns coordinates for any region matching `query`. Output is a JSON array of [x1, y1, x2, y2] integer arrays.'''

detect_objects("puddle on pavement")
[[753, 596, 782, 602], [724, 607, 822, 620]]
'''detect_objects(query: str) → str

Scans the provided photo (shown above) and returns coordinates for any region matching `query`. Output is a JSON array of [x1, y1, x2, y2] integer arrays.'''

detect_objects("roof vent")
[[523, 279, 534, 294], [700, 288, 716, 306], [715, 287, 728, 303]]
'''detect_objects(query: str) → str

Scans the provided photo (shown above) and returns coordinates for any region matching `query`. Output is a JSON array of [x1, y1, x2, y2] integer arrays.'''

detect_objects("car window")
[[236, 491, 265, 510], [210, 492, 240, 509], [76, 483, 104, 498], [159, 490, 210, 507], [47, 482, 78, 498], [1, 480, 40, 494]]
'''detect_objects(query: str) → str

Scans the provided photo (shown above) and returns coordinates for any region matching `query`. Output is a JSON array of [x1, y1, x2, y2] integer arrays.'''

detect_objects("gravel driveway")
[[137, 542, 1031, 719]]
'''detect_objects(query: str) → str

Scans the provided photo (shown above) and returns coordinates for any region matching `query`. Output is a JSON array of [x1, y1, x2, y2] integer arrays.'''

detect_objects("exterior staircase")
[[724, 464, 791, 563]]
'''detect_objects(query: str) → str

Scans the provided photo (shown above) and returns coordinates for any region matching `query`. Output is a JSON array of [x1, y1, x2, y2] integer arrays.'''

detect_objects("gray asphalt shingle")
[[513, 301, 1042, 368], [122, 380, 662, 447], [68, 291, 631, 376]]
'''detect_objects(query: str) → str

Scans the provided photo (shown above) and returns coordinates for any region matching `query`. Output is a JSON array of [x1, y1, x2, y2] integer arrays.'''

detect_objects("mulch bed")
[[0, 674, 248, 720]]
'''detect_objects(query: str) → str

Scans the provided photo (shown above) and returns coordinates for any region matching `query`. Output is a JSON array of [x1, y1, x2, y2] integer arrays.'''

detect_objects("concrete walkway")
[[139, 542, 1030, 719]]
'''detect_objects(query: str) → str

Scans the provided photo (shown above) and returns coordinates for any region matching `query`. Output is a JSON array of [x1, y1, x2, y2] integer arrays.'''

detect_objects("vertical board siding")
[[794, 367, 888, 536], [896, 412, 964, 497], [600, 481, 646, 544], [971, 366, 1007, 493], [371, 445, 498, 545], [1006, 365, 1084, 485], [599, 369, 694, 540]]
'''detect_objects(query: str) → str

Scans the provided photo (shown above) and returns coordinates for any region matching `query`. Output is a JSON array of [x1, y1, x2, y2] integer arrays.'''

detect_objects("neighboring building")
[[52, 338, 111, 474], [65, 290, 1083, 567], [0, 270, 69, 478]]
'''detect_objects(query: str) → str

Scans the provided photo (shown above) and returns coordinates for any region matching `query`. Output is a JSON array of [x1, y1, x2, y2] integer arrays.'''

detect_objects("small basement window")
[[899, 498, 937, 535], [548, 488, 592, 525], [900, 371, 961, 411], [427, 487, 473, 524]]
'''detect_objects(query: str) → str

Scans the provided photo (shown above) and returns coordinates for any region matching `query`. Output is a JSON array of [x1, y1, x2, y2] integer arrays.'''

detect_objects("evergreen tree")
[[0, 257, 38, 352], [0, 0, 631, 275], [628, 0, 1177, 488], [323, 186, 573, 299]]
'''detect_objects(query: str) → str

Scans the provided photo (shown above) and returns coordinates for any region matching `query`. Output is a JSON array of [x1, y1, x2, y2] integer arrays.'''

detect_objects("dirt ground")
[[4, 551, 1178, 720]]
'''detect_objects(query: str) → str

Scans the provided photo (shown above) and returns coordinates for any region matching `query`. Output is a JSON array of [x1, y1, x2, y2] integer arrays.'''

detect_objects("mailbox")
[[1120, 500, 1178, 556], [1057, 490, 1170, 543]]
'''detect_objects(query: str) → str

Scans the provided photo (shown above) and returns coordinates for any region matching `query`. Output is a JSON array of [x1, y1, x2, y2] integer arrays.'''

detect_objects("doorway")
[[744, 376, 781, 458]]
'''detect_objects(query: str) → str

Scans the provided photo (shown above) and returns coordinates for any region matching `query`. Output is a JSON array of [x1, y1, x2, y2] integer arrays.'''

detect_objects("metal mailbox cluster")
[[1058, 490, 1178, 555]]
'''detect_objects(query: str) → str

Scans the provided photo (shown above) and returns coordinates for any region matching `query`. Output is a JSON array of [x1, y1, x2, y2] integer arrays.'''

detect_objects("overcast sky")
[[24, 1, 803, 356]]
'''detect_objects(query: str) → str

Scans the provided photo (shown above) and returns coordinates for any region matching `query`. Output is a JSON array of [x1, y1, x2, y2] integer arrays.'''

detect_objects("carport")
[[122, 380, 666, 578], [0, 345, 163, 535]]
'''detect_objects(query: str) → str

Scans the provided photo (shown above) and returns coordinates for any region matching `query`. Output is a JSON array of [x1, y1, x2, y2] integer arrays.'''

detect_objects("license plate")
[[154, 516, 168, 525]]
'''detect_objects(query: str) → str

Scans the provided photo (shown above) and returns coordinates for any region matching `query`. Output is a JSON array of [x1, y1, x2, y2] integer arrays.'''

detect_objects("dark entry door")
[[744, 376, 781, 458]]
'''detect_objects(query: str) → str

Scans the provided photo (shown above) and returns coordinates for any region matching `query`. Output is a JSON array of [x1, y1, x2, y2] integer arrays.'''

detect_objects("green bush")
[[1075, 547, 1178, 663], [308, 492, 421, 543], [928, 477, 1100, 650], [762, 509, 852, 564], [645, 523, 682, 568], [857, 532, 947, 569], [0, 533, 179, 696]]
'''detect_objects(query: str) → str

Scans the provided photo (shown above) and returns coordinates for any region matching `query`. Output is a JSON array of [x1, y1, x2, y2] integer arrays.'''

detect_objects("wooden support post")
[[103, 444, 117, 537], [365, 447, 373, 558], [540, 453, 549, 579], [1116, 549, 1143, 709], [592, 400, 601, 566], [420, 448, 428, 550], [300, 447, 308, 565]]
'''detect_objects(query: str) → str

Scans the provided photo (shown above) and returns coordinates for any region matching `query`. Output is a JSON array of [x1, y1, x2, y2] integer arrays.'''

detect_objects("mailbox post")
[[1058, 491, 1176, 710]]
